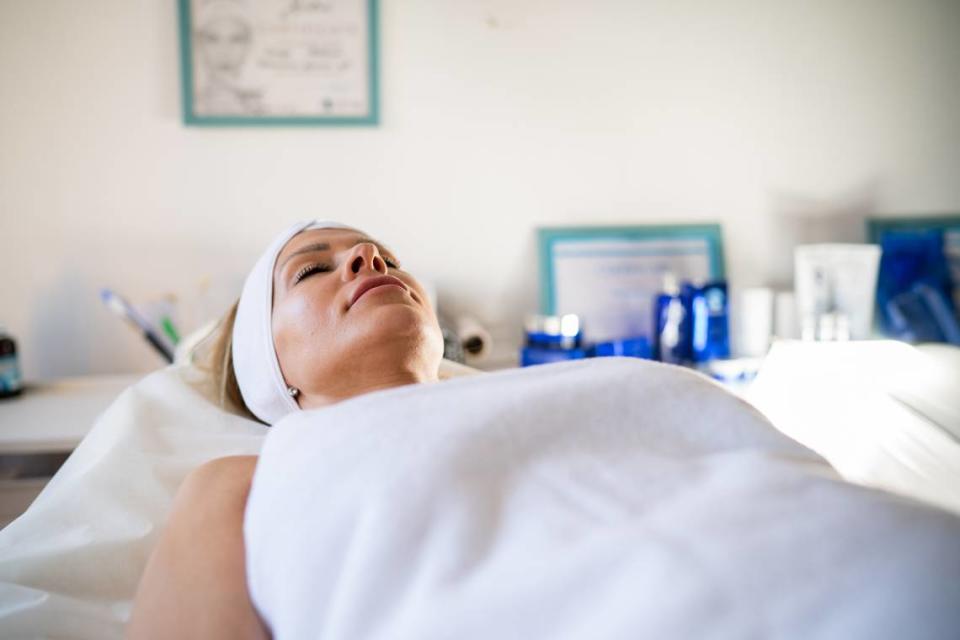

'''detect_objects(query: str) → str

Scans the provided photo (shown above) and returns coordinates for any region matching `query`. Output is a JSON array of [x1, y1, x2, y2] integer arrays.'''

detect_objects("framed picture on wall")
[[538, 224, 726, 343], [177, 0, 379, 126]]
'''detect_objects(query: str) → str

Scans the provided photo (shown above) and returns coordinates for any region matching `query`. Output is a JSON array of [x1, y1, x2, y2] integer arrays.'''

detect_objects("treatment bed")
[[0, 345, 958, 639]]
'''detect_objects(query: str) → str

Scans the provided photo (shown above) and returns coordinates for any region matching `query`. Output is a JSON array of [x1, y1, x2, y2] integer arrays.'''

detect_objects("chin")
[[360, 304, 438, 340]]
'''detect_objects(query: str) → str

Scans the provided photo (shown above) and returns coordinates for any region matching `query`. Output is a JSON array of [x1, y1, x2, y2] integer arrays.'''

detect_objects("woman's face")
[[196, 17, 252, 77], [271, 228, 444, 403]]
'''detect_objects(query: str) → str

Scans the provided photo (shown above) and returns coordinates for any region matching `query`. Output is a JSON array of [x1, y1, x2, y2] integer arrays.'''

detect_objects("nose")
[[344, 242, 388, 278]]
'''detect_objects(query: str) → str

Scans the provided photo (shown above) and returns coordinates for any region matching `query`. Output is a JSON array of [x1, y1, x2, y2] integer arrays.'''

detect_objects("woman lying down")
[[127, 221, 960, 640]]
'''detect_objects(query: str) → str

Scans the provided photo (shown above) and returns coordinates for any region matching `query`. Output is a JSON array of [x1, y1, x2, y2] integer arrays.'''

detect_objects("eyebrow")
[[277, 237, 396, 274]]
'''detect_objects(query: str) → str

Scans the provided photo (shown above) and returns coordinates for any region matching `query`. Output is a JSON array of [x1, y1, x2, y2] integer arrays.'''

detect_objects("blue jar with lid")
[[520, 314, 587, 366], [0, 328, 23, 398]]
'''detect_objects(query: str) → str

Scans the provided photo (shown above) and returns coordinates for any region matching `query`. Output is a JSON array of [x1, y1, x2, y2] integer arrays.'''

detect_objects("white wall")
[[2, 0, 959, 378]]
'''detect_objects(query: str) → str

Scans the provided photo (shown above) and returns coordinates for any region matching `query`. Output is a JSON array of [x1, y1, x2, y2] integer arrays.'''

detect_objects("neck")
[[298, 359, 440, 410]]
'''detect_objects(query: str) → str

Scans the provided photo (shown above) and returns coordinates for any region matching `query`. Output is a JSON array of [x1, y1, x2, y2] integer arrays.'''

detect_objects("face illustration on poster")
[[193, 2, 265, 115]]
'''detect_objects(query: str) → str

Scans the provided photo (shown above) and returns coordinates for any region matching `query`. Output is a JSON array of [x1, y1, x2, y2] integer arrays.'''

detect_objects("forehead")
[[202, 18, 249, 36]]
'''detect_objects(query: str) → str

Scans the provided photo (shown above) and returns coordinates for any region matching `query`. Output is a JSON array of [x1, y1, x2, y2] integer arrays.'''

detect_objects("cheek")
[[403, 278, 431, 309], [403, 279, 443, 339], [272, 290, 337, 374]]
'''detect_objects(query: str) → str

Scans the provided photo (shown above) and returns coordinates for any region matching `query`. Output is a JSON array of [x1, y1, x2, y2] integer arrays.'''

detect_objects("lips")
[[349, 275, 408, 307]]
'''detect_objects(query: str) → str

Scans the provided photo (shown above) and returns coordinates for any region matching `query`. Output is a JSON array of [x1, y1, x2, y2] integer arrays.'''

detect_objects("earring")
[[287, 386, 300, 398]]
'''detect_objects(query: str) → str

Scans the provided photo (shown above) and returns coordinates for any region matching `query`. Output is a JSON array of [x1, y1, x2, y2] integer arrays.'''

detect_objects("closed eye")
[[293, 263, 332, 283]]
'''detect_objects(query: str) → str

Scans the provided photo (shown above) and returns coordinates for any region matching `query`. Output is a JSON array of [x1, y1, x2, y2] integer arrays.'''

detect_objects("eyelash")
[[293, 263, 331, 283], [293, 257, 401, 284]]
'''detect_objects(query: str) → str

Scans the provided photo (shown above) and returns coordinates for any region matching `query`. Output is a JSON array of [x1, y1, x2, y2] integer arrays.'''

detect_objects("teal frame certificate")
[[538, 224, 726, 343], [178, 0, 379, 126]]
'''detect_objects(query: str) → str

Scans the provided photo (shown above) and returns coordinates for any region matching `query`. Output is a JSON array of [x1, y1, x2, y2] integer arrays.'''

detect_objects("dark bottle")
[[0, 329, 23, 398]]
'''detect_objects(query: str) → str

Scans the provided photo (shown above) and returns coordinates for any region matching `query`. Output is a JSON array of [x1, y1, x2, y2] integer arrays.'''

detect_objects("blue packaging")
[[520, 346, 588, 367], [520, 314, 585, 367], [652, 278, 730, 365], [885, 283, 960, 345], [653, 277, 690, 364], [524, 314, 581, 349], [876, 229, 957, 338], [588, 336, 652, 359], [690, 281, 730, 362]]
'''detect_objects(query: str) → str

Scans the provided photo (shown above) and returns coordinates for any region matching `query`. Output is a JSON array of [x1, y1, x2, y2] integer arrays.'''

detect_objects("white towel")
[[245, 357, 960, 640]]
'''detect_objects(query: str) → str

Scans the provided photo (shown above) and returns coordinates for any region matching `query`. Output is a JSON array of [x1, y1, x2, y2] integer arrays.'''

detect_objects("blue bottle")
[[690, 281, 730, 363], [653, 275, 690, 364]]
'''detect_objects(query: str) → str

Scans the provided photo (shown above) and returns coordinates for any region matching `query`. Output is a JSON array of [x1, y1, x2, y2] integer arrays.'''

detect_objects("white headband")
[[233, 219, 362, 425]]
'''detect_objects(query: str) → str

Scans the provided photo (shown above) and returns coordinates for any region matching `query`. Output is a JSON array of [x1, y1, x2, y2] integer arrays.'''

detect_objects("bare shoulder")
[[181, 455, 259, 491], [128, 454, 269, 640], [172, 455, 259, 513], [156, 455, 261, 549]]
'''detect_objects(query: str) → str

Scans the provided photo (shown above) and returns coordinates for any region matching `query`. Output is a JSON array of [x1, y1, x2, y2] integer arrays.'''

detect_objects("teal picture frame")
[[537, 224, 726, 315], [867, 214, 960, 243], [177, 0, 379, 126]]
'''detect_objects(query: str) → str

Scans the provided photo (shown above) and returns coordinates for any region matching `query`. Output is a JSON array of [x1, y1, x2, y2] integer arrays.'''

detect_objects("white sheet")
[[246, 357, 960, 640], [0, 365, 266, 639], [747, 341, 960, 514]]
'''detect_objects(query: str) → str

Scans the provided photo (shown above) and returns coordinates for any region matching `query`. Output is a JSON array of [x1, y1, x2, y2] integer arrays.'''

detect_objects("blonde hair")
[[199, 299, 262, 424]]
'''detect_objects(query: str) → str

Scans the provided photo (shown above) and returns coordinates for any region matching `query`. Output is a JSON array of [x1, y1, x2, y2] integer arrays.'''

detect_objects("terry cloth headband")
[[233, 219, 363, 425]]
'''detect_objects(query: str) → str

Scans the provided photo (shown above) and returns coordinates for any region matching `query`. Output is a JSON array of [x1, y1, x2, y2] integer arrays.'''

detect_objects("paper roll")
[[454, 315, 493, 363]]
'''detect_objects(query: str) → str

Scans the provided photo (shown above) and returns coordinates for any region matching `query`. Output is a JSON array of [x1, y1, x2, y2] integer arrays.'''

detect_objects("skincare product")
[[524, 314, 581, 349], [794, 244, 881, 341], [653, 275, 689, 364], [520, 314, 585, 366], [732, 288, 774, 357], [0, 328, 23, 398], [690, 281, 730, 363], [588, 336, 652, 359]]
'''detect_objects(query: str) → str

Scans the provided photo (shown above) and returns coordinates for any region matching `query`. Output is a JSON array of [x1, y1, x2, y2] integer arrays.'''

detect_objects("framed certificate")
[[538, 225, 725, 343], [178, 0, 379, 126]]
